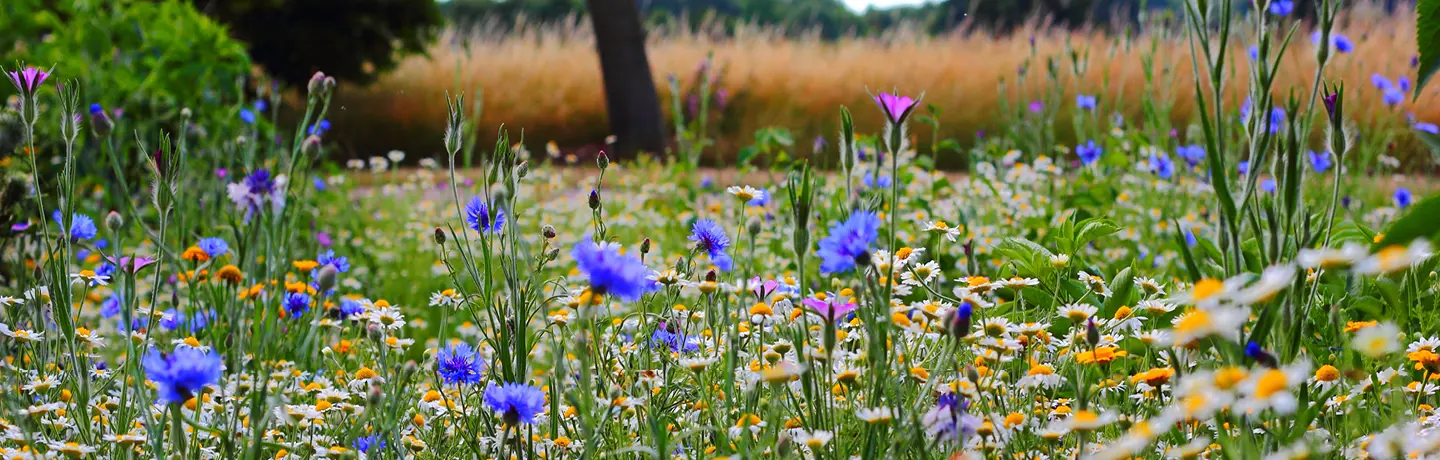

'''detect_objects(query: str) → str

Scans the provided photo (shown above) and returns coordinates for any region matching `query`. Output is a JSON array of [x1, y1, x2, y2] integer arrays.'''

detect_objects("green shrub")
[[197, 0, 442, 88]]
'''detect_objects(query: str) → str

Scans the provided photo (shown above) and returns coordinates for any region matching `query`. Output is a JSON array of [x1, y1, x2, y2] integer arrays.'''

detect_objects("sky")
[[842, 0, 931, 11]]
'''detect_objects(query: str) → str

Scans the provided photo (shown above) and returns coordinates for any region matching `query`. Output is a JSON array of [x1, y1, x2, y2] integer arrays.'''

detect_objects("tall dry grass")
[[328, 3, 1435, 165]]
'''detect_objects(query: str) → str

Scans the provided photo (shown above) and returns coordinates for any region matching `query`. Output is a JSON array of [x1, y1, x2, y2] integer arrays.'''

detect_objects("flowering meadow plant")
[[3, 2, 1440, 459]]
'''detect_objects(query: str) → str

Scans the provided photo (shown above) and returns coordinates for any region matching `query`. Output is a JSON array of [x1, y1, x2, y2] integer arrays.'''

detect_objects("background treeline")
[[442, 0, 1411, 37]]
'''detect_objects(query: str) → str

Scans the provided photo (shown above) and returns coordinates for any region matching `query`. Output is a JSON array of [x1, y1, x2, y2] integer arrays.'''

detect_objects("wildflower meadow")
[[7, 0, 1440, 459]]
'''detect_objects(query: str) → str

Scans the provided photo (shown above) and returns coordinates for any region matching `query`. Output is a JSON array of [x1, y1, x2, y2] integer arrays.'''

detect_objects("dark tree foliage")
[[195, 0, 443, 87]]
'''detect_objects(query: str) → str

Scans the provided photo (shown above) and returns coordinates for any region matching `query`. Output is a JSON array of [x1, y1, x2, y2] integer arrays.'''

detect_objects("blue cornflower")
[[1383, 87, 1405, 106], [95, 262, 116, 278], [198, 237, 230, 258], [52, 211, 97, 242], [862, 172, 891, 189], [1076, 140, 1102, 165], [1395, 187, 1413, 209], [1247, 45, 1260, 61], [1261, 179, 1277, 193], [313, 177, 327, 191], [1269, 0, 1293, 15], [338, 298, 366, 318], [436, 342, 486, 385], [1149, 153, 1175, 180], [1177, 144, 1206, 167], [283, 292, 312, 318], [89, 103, 103, 115], [650, 326, 700, 353], [484, 382, 546, 426], [254, 100, 268, 112], [353, 435, 385, 454], [1399, 77, 1413, 92], [816, 211, 881, 274], [748, 190, 769, 207], [1076, 94, 1097, 111], [1372, 74, 1394, 90], [1308, 150, 1332, 173], [1239, 161, 1251, 176], [572, 239, 650, 301], [142, 347, 223, 404], [100, 294, 122, 318], [1184, 229, 1197, 247], [464, 196, 505, 233], [689, 219, 733, 272], [1417, 122, 1440, 134], [160, 308, 213, 332], [239, 109, 256, 125], [1267, 107, 1286, 134], [317, 250, 350, 273], [1312, 31, 1353, 53], [308, 119, 331, 136]]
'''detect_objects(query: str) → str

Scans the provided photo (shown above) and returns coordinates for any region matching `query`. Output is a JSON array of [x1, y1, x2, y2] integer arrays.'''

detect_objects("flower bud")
[[640, 238, 651, 255], [433, 227, 447, 245], [597, 150, 609, 170], [89, 104, 113, 137], [588, 190, 601, 210], [542, 225, 556, 239], [315, 264, 339, 293], [943, 302, 972, 340], [307, 71, 327, 97], [964, 365, 981, 384], [105, 211, 123, 231], [747, 218, 762, 237], [1085, 318, 1100, 346], [301, 135, 322, 156], [179, 107, 192, 121], [515, 160, 529, 179], [322, 77, 337, 95]]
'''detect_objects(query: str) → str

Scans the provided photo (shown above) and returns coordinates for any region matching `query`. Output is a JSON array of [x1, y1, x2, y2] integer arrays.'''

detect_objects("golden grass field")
[[327, 3, 1435, 164]]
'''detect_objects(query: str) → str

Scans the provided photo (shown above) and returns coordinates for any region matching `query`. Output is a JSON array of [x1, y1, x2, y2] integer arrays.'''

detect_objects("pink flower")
[[6, 67, 50, 95], [801, 294, 858, 323], [873, 92, 917, 124], [107, 255, 158, 274]]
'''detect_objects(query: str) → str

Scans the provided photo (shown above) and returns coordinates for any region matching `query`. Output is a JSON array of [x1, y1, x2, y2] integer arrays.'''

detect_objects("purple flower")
[[1312, 32, 1353, 53], [227, 169, 284, 220], [283, 292, 312, 318], [484, 382, 546, 426], [1372, 74, 1393, 90], [1177, 145, 1206, 167], [1383, 87, 1405, 106], [1028, 101, 1045, 113], [572, 239, 649, 301], [816, 211, 881, 274], [874, 92, 917, 124], [1076, 94, 1097, 111], [1416, 122, 1440, 134], [1395, 187, 1413, 209], [464, 196, 505, 233], [436, 342, 485, 385], [107, 255, 158, 274], [5, 67, 49, 95], [1269, 0, 1294, 15], [1149, 153, 1175, 179], [1308, 150, 1333, 173], [142, 348, 223, 404], [689, 219, 733, 272], [1077, 140, 1102, 165], [801, 293, 858, 323]]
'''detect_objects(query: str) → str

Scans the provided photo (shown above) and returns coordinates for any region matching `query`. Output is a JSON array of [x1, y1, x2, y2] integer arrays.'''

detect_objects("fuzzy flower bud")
[[105, 211, 123, 232]]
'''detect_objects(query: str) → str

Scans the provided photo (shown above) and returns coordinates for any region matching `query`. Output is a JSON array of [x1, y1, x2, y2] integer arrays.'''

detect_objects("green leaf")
[[1103, 266, 1135, 313], [1419, 128, 1440, 166], [1372, 192, 1440, 251], [1417, 0, 1440, 98], [1075, 217, 1120, 247]]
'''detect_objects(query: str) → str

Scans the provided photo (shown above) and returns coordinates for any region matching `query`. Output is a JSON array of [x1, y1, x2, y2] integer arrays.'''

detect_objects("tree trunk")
[[586, 0, 667, 157]]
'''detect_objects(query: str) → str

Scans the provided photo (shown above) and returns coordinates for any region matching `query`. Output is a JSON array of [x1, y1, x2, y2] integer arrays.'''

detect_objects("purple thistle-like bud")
[[1322, 92, 1338, 118]]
